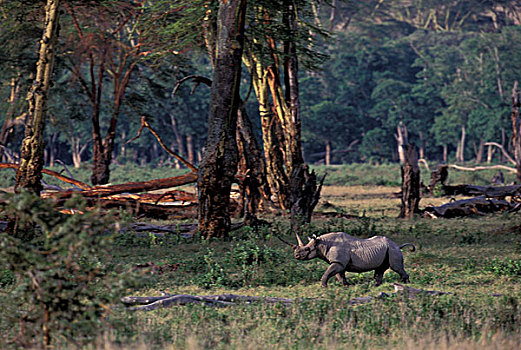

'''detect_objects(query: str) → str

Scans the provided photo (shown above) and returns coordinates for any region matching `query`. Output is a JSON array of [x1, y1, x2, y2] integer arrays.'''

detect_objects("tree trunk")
[[502, 127, 507, 163], [419, 131, 425, 159], [395, 122, 408, 164], [242, 4, 323, 223], [186, 134, 195, 165], [236, 105, 269, 225], [0, 72, 22, 162], [15, 0, 61, 195], [243, 47, 288, 210], [289, 163, 325, 229], [399, 144, 421, 218], [282, 0, 304, 174], [170, 112, 187, 168], [198, 0, 247, 239], [475, 139, 484, 164], [455, 124, 466, 163], [443, 144, 448, 163], [46, 132, 58, 167], [487, 144, 494, 164], [510, 81, 521, 183], [325, 140, 331, 165], [71, 136, 87, 169]]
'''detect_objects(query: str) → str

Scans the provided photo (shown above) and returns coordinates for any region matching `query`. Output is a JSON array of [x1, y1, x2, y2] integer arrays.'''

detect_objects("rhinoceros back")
[[321, 233, 390, 271]]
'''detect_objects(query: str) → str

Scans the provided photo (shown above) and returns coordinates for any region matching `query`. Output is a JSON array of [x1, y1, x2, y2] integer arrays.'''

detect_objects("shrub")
[[487, 258, 521, 277], [0, 192, 129, 349]]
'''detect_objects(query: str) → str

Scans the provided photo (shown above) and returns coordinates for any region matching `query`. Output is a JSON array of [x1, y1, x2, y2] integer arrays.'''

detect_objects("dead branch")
[[46, 171, 198, 203], [418, 158, 430, 172], [440, 184, 521, 198], [90, 198, 198, 220], [121, 221, 245, 238], [41, 180, 63, 191], [393, 283, 452, 297], [122, 284, 453, 311], [423, 197, 515, 218], [0, 145, 17, 163], [312, 211, 360, 220], [121, 293, 297, 310], [449, 163, 516, 173], [0, 163, 91, 190], [171, 75, 212, 99], [127, 116, 197, 172], [483, 142, 516, 165]]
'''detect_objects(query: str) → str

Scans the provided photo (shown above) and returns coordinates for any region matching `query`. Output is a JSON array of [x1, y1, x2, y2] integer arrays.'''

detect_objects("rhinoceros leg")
[[321, 263, 344, 288], [389, 252, 410, 283], [335, 271, 349, 286], [374, 265, 388, 286]]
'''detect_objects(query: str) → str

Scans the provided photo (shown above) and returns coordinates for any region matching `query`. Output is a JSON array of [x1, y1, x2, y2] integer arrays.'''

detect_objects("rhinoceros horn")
[[296, 232, 305, 247]]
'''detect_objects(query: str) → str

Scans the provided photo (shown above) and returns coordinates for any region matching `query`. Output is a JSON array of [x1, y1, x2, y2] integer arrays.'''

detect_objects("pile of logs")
[[423, 165, 521, 218], [0, 162, 206, 220]]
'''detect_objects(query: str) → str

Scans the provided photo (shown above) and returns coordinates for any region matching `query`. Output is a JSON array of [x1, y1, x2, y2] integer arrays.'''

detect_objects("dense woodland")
[[2, 1, 521, 349], [1, 1, 521, 171]]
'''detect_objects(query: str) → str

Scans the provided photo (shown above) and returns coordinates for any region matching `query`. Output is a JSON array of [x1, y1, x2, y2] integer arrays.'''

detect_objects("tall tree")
[[15, 0, 60, 194], [242, 1, 326, 227], [198, 0, 247, 239], [63, 2, 143, 185]]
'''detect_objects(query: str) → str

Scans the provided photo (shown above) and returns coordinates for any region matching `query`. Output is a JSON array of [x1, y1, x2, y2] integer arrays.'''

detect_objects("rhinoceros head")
[[293, 232, 319, 260]]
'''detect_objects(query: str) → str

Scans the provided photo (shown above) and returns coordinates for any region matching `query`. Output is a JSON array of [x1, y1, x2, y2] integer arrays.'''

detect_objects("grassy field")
[[1, 164, 521, 349], [104, 186, 520, 349]]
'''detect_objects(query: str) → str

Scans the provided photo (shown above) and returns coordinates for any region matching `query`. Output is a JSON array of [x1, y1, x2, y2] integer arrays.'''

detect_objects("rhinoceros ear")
[[296, 233, 305, 246]]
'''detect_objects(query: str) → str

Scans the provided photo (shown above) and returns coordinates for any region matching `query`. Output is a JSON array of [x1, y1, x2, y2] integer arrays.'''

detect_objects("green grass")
[[1, 165, 521, 349], [311, 163, 517, 187], [90, 203, 521, 350], [1, 162, 515, 190]]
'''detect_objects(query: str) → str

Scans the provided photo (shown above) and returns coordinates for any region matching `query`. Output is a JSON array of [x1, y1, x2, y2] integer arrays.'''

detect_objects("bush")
[[0, 192, 129, 348], [487, 258, 521, 277]]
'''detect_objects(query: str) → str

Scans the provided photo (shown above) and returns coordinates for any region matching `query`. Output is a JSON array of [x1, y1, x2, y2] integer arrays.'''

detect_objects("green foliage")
[[0, 192, 129, 348], [190, 238, 317, 289], [487, 258, 521, 277]]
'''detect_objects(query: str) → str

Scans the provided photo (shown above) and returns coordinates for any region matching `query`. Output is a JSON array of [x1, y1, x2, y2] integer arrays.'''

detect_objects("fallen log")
[[90, 198, 198, 220], [47, 171, 198, 204], [121, 294, 297, 310], [0, 162, 91, 190], [121, 221, 246, 238], [121, 284, 452, 311], [439, 184, 521, 198], [423, 197, 517, 218], [392, 283, 452, 297]]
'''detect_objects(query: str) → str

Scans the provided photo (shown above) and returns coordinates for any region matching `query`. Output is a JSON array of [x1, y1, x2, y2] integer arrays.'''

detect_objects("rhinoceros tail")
[[399, 243, 416, 252]]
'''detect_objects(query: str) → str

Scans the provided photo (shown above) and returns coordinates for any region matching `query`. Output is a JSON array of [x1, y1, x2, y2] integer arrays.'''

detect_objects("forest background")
[[2, 1, 521, 349], [2, 0, 521, 173]]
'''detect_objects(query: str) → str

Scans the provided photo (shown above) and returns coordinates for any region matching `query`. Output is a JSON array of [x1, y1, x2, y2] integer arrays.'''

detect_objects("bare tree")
[[15, 0, 61, 194], [198, 0, 247, 239]]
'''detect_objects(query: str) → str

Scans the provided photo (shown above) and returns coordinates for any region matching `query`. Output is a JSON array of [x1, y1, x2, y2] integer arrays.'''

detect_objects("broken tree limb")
[[121, 221, 245, 238], [393, 283, 452, 297], [90, 198, 199, 220], [439, 184, 521, 198], [449, 163, 516, 173], [0, 162, 91, 190], [483, 142, 516, 166], [46, 171, 198, 203], [423, 197, 515, 218], [121, 294, 296, 311], [171, 75, 212, 99], [122, 284, 453, 311], [127, 116, 197, 172]]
